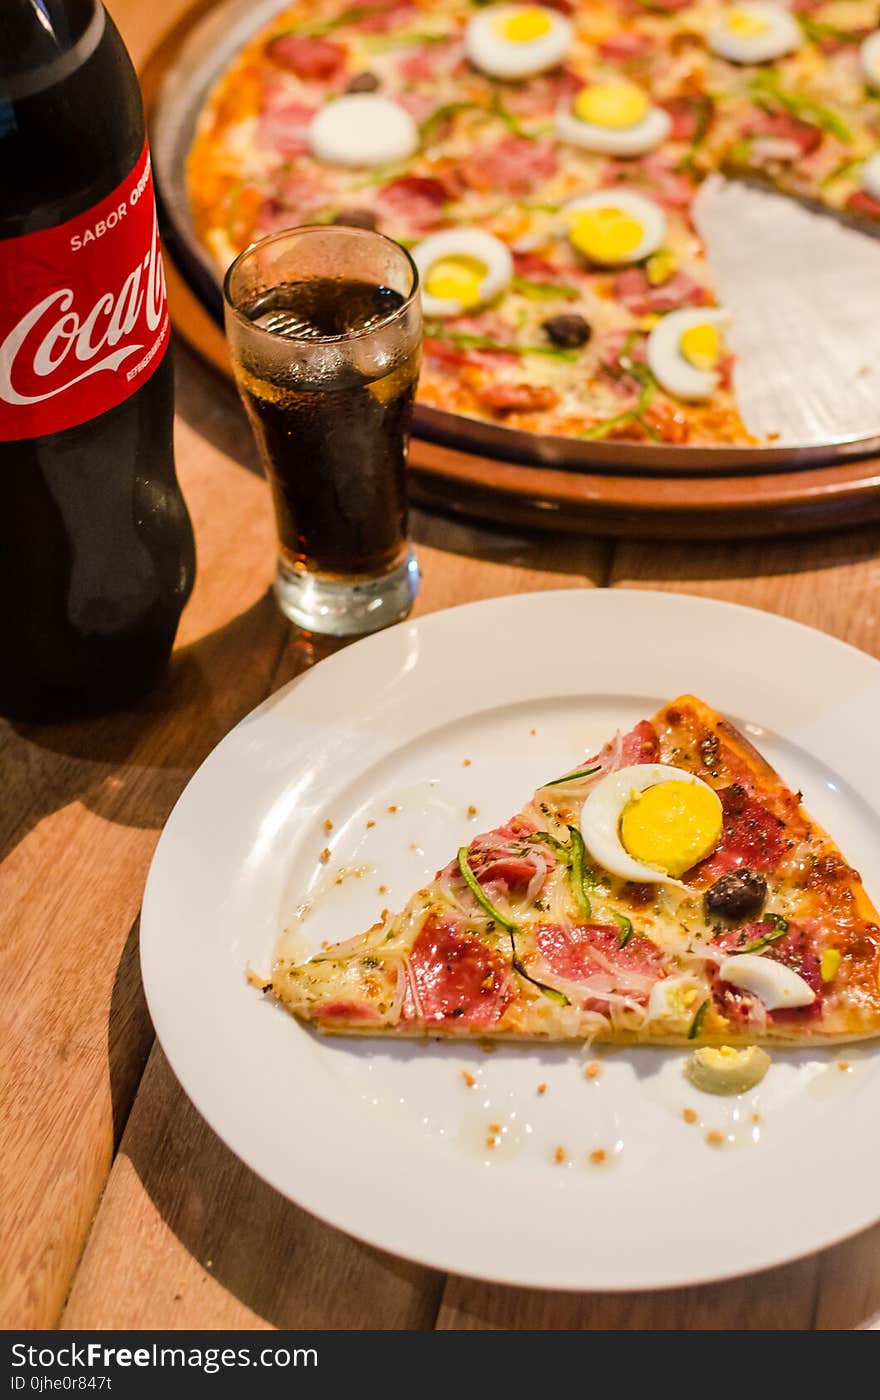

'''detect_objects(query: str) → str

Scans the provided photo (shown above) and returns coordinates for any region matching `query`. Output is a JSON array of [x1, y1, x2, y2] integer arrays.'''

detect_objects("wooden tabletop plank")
[[62, 1046, 446, 1331], [0, 350, 288, 1329]]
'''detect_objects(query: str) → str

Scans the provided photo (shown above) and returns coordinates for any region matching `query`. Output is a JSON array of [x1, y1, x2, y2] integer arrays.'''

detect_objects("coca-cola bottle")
[[0, 0, 195, 720]]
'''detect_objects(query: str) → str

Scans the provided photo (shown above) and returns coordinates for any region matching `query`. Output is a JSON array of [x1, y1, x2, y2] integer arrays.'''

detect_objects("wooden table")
[[4, 2, 880, 1335]]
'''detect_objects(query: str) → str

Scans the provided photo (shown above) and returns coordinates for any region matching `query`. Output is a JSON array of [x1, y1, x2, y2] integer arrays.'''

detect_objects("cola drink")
[[0, 0, 195, 720]]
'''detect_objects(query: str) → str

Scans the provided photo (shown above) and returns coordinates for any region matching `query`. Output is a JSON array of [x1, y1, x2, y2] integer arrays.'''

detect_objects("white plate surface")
[[141, 591, 880, 1290]]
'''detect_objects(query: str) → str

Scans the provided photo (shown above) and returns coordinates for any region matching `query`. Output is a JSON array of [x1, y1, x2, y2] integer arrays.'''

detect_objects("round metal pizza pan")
[[150, 0, 880, 477]]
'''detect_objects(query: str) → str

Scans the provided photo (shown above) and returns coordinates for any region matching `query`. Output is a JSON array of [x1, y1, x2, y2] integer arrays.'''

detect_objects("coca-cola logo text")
[[0, 207, 166, 407], [0, 141, 170, 442]]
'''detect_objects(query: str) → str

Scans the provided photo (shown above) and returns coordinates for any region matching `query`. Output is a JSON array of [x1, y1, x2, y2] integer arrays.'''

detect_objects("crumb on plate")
[[467, 804, 478, 817], [319, 847, 331, 863], [554, 1145, 567, 1164], [589, 1149, 606, 1166], [323, 819, 333, 832], [838, 1060, 851, 1072], [387, 804, 399, 814], [683, 1107, 698, 1124], [584, 1061, 601, 1080], [462, 1071, 476, 1088], [463, 758, 472, 767], [366, 819, 376, 829], [537, 1082, 547, 1095], [706, 1130, 725, 1147]]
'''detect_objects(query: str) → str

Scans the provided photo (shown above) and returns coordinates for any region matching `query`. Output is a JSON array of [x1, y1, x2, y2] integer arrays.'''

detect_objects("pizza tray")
[[143, 0, 880, 536]]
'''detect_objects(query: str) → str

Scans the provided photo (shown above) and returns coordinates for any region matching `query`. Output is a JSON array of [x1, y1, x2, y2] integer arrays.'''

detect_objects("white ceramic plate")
[[141, 591, 880, 1291]]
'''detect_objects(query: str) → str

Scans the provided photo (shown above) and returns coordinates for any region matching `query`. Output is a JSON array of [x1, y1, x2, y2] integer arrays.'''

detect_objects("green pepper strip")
[[509, 934, 570, 1006], [566, 826, 594, 919], [419, 102, 475, 148], [612, 911, 634, 948], [425, 326, 581, 364], [457, 847, 516, 931], [688, 998, 710, 1040], [735, 913, 789, 955], [512, 276, 581, 302], [749, 72, 852, 144], [455, 847, 569, 1004], [581, 364, 658, 442], [526, 832, 572, 865], [540, 763, 601, 788]]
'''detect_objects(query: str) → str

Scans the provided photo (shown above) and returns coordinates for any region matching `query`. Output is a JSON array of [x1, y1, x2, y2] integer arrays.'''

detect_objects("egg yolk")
[[726, 9, 770, 37], [619, 780, 723, 878], [574, 80, 650, 130], [425, 254, 486, 307], [569, 206, 644, 263], [680, 322, 721, 371], [820, 948, 841, 981], [497, 7, 552, 42]]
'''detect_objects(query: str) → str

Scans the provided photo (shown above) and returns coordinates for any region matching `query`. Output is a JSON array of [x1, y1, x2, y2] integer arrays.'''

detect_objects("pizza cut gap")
[[254, 695, 880, 1046]]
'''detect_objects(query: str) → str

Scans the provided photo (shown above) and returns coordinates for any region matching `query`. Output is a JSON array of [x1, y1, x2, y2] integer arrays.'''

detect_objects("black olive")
[[333, 208, 378, 230], [346, 71, 380, 93], [541, 313, 592, 349], [705, 869, 767, 921]]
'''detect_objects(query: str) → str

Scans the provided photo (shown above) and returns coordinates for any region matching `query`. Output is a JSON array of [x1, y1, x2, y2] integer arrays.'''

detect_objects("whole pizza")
[[188, 0, 880, 446]]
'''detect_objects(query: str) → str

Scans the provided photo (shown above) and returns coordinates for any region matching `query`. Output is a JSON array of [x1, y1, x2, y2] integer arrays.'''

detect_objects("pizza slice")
[[256, 695, 880, 1045]]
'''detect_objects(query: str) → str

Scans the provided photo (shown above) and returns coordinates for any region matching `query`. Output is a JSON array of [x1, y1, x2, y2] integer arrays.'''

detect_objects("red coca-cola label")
[[0, 139, 170, 442]]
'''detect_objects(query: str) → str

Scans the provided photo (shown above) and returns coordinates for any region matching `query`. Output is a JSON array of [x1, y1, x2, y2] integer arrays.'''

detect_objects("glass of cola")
[[224, 225, 422, 636]]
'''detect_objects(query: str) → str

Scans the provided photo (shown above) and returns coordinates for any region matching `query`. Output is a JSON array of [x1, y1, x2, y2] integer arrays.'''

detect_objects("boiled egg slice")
[[556, 80, 671, 157], [647, 307, 729, 401], [718, 953, 816, 1010], [580, 763, 723, 885], [647, 976, 705, 1029], [861, 31, 880, 89], [561, 190, 666, 266], [412, 228, 514, 317], [465, 4, 573, 80], [309, 94, 418, 168], [862, 151, 880, 201], [708, 4, 801, 64]]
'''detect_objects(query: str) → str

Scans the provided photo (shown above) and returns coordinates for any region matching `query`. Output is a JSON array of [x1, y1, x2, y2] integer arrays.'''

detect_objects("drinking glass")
[[224, 225, 422, 636]]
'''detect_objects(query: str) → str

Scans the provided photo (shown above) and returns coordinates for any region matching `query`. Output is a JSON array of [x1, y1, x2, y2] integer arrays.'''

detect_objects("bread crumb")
[[554, 1145, 567, 1164], [589, 1149, 606, 1165], [683, 1108, 698, 1124], [752, 1112, 761, 1123], [838, 1060, 851, 1072], [366, 819, 376, 829], [378, 884, 388, 894], [323, 819, 333, 832], [536, 1082, 547, 1095], [485, 1136, 498, 1149], [387, 804, 399, 813], [706, 1130, 725, 1147], [463, 758, 472, 767], [488, 1122, 501, 1134], [480, 1041, 497, 1054], [530, 728, 537, 736], [319, 847, 331, 863], [461, 1071, 476, 1088], [467, 804, 478, 817], [584, 1061, 601, 1080]]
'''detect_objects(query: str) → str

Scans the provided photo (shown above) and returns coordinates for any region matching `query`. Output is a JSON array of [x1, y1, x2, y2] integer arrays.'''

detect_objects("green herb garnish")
[[581, 364, 658, 442], [527, 832, 573, 865]]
